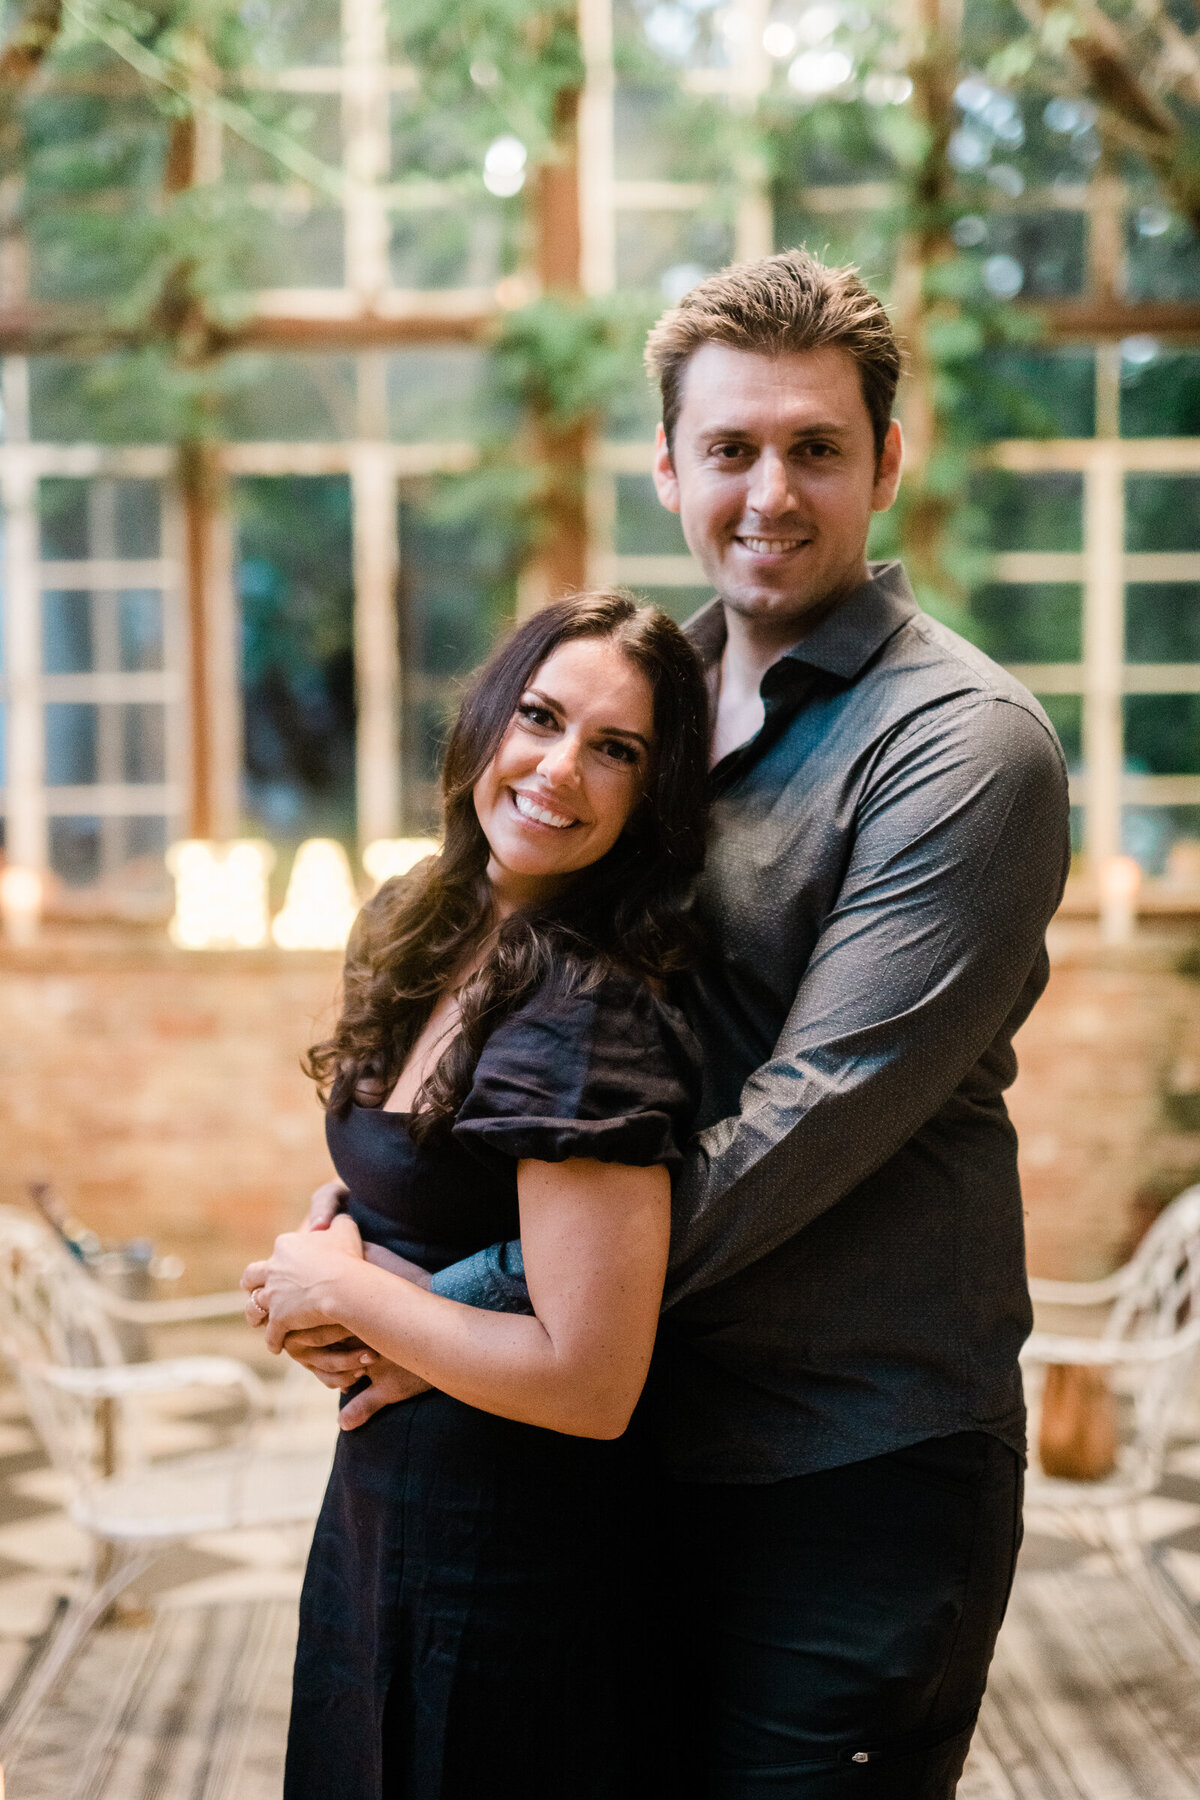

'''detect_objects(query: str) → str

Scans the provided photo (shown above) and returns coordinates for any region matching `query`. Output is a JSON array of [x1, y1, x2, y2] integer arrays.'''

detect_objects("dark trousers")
[[651, 1431, 1023, 1799]]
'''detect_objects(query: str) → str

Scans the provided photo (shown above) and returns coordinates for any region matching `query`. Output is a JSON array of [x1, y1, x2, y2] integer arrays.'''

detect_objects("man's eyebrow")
[[701, 421, 853, 441], [524, 686, 651, 751]]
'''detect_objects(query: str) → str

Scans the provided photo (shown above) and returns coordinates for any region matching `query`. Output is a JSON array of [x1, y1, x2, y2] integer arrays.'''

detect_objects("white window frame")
[[0, 430, 187, 889]]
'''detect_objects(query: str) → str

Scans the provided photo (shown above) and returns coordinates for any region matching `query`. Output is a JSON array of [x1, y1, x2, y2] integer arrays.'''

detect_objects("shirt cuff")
[[429, 1240, 533, 1314]]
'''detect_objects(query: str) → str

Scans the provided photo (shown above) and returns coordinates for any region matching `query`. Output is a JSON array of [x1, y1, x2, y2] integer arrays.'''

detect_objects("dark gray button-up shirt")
[[432, 562, 1071, 1483]]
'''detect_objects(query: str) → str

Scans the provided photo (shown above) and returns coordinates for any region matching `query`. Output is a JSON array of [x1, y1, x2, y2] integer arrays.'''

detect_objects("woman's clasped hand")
[[241, 1212, 368, 1350]]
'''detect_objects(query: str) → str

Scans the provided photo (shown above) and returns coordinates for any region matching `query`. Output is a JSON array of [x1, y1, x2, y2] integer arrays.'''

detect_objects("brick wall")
[[6, 919, 1200, 1291], [2, 927, 342, 1292], [1011, 918, 1200, 1280]]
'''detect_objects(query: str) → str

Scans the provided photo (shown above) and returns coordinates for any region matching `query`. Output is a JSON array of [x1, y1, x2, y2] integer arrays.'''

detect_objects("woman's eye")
[[598, 739, 639, 766], [516, 701, 555, 729]]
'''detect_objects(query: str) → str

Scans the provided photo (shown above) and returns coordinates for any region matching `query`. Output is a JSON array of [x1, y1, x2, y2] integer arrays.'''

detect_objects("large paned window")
[[2, 0, 1198, 904], [959, 354, 1200, 877]]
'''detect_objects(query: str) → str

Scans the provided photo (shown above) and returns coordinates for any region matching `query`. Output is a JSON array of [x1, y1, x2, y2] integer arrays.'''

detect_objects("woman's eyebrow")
[[525, 687, 650, 752], [523, 685, 562, 713], [600, 727, 651, 752]]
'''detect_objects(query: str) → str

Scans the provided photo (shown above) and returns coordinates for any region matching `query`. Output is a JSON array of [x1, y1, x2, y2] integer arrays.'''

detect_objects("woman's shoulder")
[[506, 959, 701, 1086], [451, 959, 702, 1171]]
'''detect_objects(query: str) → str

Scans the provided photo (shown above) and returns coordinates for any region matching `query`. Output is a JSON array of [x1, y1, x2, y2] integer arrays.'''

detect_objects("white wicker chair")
[[0, 1204, 335, 1754], [1021, 1184, 1200, 1661]]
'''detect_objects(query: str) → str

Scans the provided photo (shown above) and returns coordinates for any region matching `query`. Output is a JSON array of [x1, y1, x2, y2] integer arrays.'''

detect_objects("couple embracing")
[[242, 249, 1070, 1799]]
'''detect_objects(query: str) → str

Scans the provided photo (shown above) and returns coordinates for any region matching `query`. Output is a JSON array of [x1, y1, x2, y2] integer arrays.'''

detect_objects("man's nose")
[[747, 451, 796, 519]]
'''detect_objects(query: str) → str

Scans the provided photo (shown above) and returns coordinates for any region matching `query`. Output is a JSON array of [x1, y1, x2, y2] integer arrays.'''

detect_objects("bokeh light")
[[271, 839, 360, 950], [166, 841, 274, 950]]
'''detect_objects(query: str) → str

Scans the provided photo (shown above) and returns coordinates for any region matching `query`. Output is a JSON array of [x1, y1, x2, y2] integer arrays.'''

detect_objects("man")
[[291, 249, 1069, 1796]]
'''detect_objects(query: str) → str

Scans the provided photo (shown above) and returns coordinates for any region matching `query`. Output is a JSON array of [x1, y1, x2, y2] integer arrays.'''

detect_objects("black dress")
[[284, 968, 701, 1800]]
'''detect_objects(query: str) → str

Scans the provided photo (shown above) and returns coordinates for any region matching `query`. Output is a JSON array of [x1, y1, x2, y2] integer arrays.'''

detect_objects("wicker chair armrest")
[[87, 1287, 248, 1325], [1020, 1319, 1200, 1367], [37, 1355, 269, 1410], [1027, 1268, 1135, 1307]]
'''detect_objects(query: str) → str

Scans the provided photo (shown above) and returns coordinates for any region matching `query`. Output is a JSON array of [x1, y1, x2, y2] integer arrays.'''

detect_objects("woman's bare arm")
[[246, 1158, 670, 1439]]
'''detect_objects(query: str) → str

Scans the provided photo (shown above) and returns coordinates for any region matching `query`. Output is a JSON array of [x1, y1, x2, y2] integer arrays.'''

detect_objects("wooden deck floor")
[[5, 1376, 1200, 1798], [966, 1552, 1200, 1798]]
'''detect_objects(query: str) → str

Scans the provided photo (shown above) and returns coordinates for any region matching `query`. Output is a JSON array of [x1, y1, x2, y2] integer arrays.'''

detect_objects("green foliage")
[[392, 0, 583, 161], [491, 291, 655, 426], [236, 473, 357, 843], [30, 346, 219, 440], [429, 290, 655, 574], [9, 0, 345, 440]]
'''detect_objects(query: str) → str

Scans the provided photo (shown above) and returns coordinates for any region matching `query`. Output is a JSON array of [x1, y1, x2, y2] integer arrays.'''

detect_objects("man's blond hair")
[[644, 248, 903, 460]]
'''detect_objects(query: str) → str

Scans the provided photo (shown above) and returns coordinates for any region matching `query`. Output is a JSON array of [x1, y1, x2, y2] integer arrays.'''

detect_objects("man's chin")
[[717, 559, 867, 628], [720, 584, 827, 623]]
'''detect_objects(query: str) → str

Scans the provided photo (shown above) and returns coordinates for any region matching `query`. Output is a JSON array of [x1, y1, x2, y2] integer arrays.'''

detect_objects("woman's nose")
[[536, 735, 583, 787]]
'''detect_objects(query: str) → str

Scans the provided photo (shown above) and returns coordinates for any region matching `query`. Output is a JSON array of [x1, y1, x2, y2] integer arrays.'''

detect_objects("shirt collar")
[[686, 560, 919, 686]]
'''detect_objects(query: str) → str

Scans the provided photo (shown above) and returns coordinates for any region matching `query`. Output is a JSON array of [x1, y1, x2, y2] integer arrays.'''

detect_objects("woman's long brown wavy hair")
[[306, 590, 710, 1140]]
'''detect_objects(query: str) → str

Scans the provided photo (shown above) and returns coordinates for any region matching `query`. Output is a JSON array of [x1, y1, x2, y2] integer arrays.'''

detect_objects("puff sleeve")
[[450, 968, 701, 1174]]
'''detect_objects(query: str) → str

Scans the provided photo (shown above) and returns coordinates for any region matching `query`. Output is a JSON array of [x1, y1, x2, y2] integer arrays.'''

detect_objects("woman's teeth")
[[512, 791, 575, 829]]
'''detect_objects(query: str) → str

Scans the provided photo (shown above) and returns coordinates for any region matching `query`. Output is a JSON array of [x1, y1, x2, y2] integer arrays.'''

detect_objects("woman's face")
[[473, 636, 656, 913]]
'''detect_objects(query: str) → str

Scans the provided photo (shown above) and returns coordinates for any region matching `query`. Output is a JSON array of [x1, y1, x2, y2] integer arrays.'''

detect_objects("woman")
[[241, 591, 709, 1799]]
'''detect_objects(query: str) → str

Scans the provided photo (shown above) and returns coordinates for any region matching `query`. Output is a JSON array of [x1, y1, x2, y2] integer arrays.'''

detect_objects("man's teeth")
[[741, 535, 806, 554], [513, 792, 575, 829]]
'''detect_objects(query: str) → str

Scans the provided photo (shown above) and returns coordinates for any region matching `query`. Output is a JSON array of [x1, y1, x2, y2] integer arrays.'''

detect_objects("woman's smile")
[[508, 787, 582, 831], [472, 636, 656, 913]]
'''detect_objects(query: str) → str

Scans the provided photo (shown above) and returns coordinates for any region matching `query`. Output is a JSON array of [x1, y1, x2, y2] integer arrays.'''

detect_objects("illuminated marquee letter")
[[272, 839, 360, 951], [166, 841, 274, 949], [362, 838, 441, 894]]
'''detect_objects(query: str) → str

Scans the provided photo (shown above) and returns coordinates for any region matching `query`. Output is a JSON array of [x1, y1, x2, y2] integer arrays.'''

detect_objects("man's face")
[[652, 343, 903, 638]]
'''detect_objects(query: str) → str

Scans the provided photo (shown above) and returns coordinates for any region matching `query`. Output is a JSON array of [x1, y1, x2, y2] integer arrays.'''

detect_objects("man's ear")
[[652, 423, 682, 515], [871, 419, 903, 514]]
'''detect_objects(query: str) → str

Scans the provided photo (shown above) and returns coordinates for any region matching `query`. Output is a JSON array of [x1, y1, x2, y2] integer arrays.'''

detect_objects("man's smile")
[[735, 533, 813, 556]]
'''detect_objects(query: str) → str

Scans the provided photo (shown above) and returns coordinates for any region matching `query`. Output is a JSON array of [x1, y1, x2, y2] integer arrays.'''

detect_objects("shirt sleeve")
[[449, 969, 701, 1173], [661, 693, 1070, 1305], [429, 1237, 532, 1312], [429, 975, 698, 1313]]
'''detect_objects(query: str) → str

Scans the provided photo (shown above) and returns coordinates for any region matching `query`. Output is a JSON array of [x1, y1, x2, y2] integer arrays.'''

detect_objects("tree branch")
[[1020, 0, 1200, 235]]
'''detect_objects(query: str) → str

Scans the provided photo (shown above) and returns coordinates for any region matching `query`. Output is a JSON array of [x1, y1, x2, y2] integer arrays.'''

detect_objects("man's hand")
[[338, 1359, 432, 1429], [305, 1178, 348, 1231], [281, 1324, 380, 1388], [277, 1248, 432, 1378], [277, 1245, 432, 1392]]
